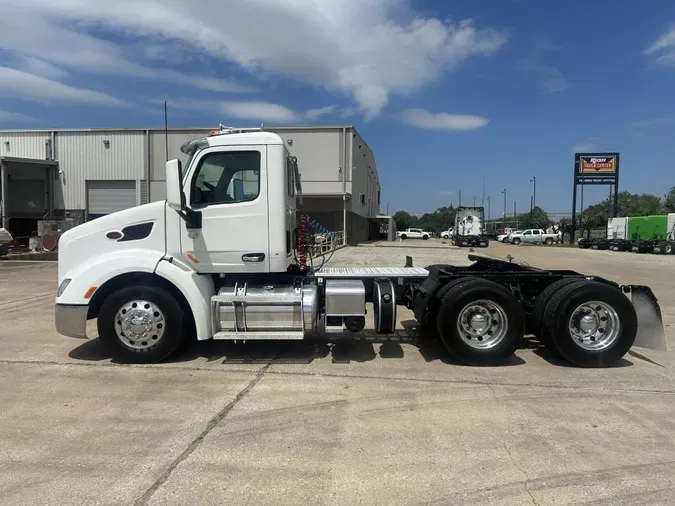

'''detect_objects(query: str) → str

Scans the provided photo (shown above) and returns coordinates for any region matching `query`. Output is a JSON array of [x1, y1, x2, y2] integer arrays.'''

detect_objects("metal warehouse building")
[[0, 126, 384, 244]]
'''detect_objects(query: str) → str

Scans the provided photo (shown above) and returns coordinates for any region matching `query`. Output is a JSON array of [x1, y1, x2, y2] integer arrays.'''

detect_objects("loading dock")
[[0, 157, 57, 236]]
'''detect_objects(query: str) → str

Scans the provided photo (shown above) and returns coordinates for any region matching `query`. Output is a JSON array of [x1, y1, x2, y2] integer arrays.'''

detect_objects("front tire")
[[400, 234, 407, 240], [542, 281, 637, 367], [97, 284, 188, 363], [422, 235, 429, 240], [512, 238, 521, 245], [436, 278, 525, 366]]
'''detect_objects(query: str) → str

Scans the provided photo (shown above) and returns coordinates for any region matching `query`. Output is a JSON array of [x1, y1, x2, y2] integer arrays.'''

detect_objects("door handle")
[[242, 253, 265, 262]]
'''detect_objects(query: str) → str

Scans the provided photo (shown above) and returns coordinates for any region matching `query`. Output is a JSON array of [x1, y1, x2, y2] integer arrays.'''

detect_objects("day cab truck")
[[452, 206, 489, 248], [55, 127, 666, 368]]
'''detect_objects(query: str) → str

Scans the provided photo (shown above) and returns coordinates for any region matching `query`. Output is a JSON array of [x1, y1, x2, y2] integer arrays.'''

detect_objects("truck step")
[[312, 266, 429, 278], [213, 330, 304, 340]]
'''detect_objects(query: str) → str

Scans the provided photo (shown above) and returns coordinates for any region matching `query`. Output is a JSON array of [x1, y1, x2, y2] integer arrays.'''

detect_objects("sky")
[[0, 0, 674, 216]]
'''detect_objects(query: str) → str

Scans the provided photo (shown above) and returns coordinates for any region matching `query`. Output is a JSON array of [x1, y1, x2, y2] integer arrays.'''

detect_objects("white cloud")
[[517, 62, 570, 94], [572, 137, 600, 153], [13, 55, 69, 80], [305, 105, 338, 120], [0, 109, 38, 124], [0, 67, 128, 107], [0, 7, 252, 94], [645, 24, 675, 66], [3, 0, 508, 118], [400, 108, 489, 131], [160, 98, 335, 123]]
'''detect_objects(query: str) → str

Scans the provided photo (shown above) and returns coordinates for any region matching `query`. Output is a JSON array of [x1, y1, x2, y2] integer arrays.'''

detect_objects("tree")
[[664, 186, 675, 213], [392, 210, 417, 231], [514, 206, 551, 230]]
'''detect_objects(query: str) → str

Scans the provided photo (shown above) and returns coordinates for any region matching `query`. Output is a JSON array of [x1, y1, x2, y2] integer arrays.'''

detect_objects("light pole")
[[529, 177, 537, 210], [473, 196, 476, 206], [487, 195, 491, 221], [501, 189, 507, 218], [459, 189, 462, 207]]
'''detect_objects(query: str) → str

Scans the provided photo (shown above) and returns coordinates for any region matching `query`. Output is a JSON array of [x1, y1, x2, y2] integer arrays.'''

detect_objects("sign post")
[[571, 152, 620, 243]]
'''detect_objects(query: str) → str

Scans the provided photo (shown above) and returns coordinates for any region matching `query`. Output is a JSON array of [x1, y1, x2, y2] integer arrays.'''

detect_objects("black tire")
[[400, 234, 407, 240], [545, 237, 554, 245], [442, 234, 449, 239], [512, 238, 521, 245], [436, 278, 525, 366], [542, 281, 637, 367], [666, 242, 674, 255], [530, 278, 587, 349], [97, 284, 187, 363], [422, 235, 429, 240]]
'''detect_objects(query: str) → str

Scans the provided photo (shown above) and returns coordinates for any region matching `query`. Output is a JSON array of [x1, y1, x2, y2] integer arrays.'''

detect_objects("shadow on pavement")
[[532, 347, 633, 368]]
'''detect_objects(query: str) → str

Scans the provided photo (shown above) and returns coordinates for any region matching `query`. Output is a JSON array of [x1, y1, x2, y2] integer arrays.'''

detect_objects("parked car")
[[440, 228, 454, 239], [397, 228, 431, 240], [507, 228, 559, 245]]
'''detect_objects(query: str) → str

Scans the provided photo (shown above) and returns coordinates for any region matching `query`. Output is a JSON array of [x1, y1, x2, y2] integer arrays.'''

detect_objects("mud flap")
[[626, 285, 667, 351]]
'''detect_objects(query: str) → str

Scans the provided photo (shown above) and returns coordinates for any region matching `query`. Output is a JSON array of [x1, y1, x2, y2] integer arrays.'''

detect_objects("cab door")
[[522, 230, 533, 243], [180, 145, 269, 273]]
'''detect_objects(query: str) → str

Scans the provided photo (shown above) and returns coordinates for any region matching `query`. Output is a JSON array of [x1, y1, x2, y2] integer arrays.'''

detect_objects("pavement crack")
[[132, 361, 274, 506]]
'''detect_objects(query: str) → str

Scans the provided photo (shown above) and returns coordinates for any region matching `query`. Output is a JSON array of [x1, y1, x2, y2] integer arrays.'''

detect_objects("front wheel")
[[436, 278, 525, 366], [512, 238, 521, 245], [442, 234, 449, 239], [400, 234, 407, 240], [422, 235, 429, 240], [97, 284, 188, 363]]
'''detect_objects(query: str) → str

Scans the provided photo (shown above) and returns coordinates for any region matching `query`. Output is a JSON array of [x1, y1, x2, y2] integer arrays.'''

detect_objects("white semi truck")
[[55, 127, 666, 367]]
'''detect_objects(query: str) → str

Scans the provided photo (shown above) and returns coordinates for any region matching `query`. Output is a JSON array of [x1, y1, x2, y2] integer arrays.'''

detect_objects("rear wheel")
[[436, 278, 525, 366], [666, 242, 674, 255], [545, 237, 554, 245], [530, 278, 587, 350], [400, 234, 407, 240], [422, 234, 429, 240], [542, 281, 637, 367], [97, 284, 188, 363]]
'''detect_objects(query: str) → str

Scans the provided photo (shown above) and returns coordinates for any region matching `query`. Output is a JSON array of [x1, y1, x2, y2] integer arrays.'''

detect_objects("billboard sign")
[[574, 152, 619, 184]]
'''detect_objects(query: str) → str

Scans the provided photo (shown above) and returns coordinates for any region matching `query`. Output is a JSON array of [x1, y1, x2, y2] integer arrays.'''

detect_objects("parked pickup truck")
[[507, 228, 559, 245], [497, 228, 515, 242], [397, 228, 431, 240]]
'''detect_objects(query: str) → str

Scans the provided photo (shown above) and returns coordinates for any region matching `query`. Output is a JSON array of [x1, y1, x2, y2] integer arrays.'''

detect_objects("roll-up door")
[[87, 180, 137, 215]]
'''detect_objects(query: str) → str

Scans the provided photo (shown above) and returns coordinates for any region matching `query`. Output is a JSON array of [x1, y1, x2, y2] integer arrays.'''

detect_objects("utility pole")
[[473, 196, 476, 206], [386, 201, 389, 215], [459, 189, 462, 207], [501, 189, 507, 218], [482, 178, 486, 207], [513, 200, 516, 217], [487, 195, 491, 221], [529, 176, 537, 209]]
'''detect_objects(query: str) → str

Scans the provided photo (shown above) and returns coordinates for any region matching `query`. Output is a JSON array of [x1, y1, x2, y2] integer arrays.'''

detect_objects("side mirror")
[[166, 159, 202, 229], [166, 159, 185, 211]]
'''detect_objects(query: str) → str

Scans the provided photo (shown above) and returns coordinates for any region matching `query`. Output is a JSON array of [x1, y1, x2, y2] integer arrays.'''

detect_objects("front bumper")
[[55, 304, 89, 338]]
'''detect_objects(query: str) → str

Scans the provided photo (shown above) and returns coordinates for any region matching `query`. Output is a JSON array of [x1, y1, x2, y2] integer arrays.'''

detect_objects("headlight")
[[57, 278, 72, 297]]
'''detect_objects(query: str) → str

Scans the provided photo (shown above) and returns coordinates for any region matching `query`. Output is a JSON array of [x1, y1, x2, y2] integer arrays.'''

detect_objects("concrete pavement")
[[1, 247, 675, 505]]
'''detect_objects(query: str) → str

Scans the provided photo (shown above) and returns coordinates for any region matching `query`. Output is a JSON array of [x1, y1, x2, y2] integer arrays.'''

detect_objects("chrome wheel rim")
[[568, 301, 620, 351], [457, 299, 508, 349], [114, 300, 165, 350]]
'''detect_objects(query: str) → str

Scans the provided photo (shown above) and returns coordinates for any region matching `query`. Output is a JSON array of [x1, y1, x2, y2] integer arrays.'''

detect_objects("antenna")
[[164, 101, 169, 162]]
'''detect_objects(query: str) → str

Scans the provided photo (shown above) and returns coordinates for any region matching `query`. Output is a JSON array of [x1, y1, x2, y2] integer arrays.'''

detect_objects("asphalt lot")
[[2, 242, 675, 505]]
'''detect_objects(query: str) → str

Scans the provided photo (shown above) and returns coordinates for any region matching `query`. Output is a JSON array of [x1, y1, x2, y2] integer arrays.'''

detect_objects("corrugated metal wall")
[[0, 132, 50, 159], [56, 131, 145, 210], [149, 130, 209, 180]]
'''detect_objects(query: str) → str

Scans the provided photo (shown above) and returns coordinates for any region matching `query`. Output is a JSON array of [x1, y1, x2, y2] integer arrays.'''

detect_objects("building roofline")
[[0, 124, 357, 134], [0, 156, 58, 166]]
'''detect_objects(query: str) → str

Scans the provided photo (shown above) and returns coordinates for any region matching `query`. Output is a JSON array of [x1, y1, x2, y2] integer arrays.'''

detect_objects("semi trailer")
[[55, 127, 666, 368], [579, 214, 675, 254]]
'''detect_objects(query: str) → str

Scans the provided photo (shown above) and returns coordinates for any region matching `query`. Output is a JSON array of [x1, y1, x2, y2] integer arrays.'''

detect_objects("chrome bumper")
[[55, 304, 89, 339]]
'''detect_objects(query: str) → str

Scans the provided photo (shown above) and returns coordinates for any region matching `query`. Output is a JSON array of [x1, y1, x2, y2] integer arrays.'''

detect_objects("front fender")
[[56, 249, 163, 305], [155, 258, 215, 340]]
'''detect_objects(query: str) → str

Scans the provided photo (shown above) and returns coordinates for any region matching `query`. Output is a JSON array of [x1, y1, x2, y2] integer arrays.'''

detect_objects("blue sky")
[[0, 0, 674, 216]]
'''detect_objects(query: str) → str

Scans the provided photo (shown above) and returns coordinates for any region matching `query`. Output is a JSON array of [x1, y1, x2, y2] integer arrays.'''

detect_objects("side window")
[[191, 150, 261, 206], [533, 230, 540, 235], [523, 230, 531, 235]]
